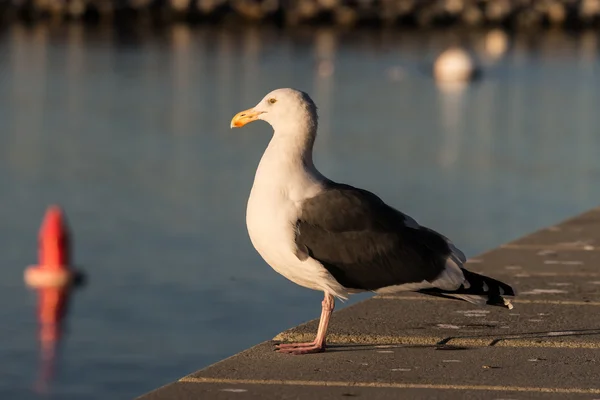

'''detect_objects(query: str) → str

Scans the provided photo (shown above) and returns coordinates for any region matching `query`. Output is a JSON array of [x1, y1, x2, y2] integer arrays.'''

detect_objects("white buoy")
[[484, 30, 509, 60], [433, 47, 478, 83]]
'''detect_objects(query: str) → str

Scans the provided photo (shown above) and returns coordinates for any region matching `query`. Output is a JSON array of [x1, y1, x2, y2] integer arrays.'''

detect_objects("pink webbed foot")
[[275, 342, 317, 350], [274, 293, 334, 355], [275, 342, 325, 355]]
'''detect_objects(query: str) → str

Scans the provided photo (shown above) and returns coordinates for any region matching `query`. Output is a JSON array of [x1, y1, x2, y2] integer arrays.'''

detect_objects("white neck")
[[252, 123, 327, 201]]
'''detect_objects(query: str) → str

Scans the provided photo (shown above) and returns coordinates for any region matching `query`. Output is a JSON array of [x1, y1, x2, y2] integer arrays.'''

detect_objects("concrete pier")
[[138, 207, 600, 399]]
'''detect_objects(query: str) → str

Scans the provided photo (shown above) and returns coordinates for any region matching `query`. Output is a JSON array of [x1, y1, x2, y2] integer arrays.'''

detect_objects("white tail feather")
[[445, 294, 488, 306], [444, 293, 514, 309]]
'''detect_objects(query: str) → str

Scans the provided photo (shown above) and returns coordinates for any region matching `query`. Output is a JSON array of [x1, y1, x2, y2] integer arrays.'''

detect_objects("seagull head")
[[230, 88, 318, 134]]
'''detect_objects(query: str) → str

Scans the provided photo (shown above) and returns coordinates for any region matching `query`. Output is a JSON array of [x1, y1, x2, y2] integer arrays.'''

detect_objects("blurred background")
[[1, 0, 600, 399]]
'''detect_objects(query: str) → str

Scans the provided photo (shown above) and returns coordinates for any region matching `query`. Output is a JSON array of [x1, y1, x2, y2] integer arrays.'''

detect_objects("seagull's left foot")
[[274, 293, 333, 355], [275, 342, 325, 355], [275, 341, 317, 350]]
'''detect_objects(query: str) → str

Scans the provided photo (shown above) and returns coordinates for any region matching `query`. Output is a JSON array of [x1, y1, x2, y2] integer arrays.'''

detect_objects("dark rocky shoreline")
[[2, 0, 600, 29]]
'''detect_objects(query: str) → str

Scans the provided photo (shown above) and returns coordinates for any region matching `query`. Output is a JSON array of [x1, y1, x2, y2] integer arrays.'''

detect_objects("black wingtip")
[[418, 269, 516, 310], [486, 296, 514, 310]]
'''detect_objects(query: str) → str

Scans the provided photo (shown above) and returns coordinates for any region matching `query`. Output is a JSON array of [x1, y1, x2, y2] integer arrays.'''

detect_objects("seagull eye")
[[268, 98, 277, 105]]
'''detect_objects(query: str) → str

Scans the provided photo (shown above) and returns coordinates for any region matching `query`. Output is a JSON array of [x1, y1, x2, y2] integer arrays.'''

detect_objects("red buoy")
[[24, 205, 81, 288]]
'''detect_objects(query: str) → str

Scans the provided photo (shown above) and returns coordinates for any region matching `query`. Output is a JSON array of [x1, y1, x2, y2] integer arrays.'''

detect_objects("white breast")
[[244, 132, 352, 299], [248, 189, 328, 293]]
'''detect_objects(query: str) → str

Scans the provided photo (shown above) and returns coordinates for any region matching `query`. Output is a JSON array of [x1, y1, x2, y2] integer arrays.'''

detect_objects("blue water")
[[0, 24, 599, 399]]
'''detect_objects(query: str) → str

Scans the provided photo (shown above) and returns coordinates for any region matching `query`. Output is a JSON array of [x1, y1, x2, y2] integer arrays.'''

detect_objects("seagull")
[[230, 88, 515, 355]]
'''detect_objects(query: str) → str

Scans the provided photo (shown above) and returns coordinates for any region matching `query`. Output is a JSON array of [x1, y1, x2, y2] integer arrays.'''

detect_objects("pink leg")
[[276, 293, 335, 355]]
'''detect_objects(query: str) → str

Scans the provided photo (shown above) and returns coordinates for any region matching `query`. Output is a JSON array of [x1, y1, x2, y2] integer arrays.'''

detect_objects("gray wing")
[[295, 184, 463, 291]]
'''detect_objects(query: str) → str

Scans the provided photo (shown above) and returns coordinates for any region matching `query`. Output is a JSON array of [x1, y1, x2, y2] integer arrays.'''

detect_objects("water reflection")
[[437, 81, 466, 167], [24, 205, 85, 396], [0, 23, 600, 399], [33, 286, 74, 395], [313, 29, 336, 147], [7, 24, 47, 175], [169, 24, 193, 137]]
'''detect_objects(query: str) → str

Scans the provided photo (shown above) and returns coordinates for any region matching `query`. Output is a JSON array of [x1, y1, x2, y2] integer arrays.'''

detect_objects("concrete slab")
[[140, 381, 600, 400], [505, 208, 600, 249], [466, 248, 600, 276], [162, 343, 600, 399], [274, 298, 600, 348]]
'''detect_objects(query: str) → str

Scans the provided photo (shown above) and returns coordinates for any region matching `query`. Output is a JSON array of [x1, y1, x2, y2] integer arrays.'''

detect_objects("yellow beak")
[[230, 108, 264, 128]]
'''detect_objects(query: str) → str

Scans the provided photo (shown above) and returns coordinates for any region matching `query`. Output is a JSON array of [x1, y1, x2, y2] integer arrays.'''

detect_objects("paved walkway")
[[138, 207, 600, 399]]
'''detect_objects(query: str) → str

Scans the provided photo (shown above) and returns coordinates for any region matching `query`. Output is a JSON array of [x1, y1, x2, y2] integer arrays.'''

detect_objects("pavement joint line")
[[490, 272, 600, 277], [272, 332, 600, 349], [178, 377, 600, 394], [501, 244, 600, 251], [467, 271, 600, 277], [374, 296, 600, 306]]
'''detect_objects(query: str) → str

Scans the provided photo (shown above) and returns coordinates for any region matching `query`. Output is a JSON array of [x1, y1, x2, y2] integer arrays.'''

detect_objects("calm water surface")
[[0, 24, 599, 399]]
